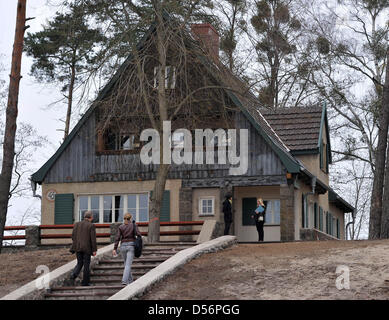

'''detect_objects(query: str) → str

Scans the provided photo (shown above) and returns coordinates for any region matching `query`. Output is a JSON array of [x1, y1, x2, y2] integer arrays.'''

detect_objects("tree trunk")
[[380, 49, 389, 238], [147, 11, 170, 243], [0, 0, 27, 253], [148, 163, 170, 243], [64, 64, 76, 140]]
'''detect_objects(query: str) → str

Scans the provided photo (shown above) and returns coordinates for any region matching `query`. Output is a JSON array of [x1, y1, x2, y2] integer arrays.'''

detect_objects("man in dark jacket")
[[69, 211, 97, 286], [223, 194, 233, 235]]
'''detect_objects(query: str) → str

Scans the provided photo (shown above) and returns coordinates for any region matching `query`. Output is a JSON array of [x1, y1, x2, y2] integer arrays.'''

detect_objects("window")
[[171, 131, 185, 148], [320, 140, 329, 173], [199, 197, 215, 216], [103, 196, 113, 223], [302, 195, 308, 228], [154, 66, 176, 89], [79, 196, 88, 221], [264, 200, 281, 225], [114, 195, 124, 223], [91, 196, 100, 223], [98, 127, 141, 153], [78, 193, 149, 223], [314, 203, 318, 229]]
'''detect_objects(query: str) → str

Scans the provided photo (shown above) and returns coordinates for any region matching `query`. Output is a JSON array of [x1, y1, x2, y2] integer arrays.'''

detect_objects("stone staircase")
[[44, 242, 195, 300]]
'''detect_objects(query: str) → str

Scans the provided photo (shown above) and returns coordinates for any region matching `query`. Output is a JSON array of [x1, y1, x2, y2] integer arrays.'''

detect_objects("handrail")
[[3, 221, 204, 242], [5, 221, 204, 230]]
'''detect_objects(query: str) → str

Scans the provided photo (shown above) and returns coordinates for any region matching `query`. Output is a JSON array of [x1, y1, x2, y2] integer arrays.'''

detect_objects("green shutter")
[[326, 144, 330, 173], [319, 207, 323, 231], [242, 198, 257, 226], [320, 141, 323, 169], [150, 190, 170, 222], [314, 203, 318, 228], [326, 212, 329, 234], [336, 218, 340, 239], [54, 193, 74, 225], [160, 190, 170, 222], [330, 213, 334, 236]]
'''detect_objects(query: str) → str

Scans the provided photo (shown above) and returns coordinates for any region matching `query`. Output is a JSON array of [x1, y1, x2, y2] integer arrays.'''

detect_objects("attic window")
[[320, 140, 329, 173], [98, 128, 141, 153], [154, 66, 176, 89]]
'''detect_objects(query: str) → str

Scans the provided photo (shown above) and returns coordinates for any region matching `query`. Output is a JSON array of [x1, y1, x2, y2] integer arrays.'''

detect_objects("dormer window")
[[153, 66, 176, 89]]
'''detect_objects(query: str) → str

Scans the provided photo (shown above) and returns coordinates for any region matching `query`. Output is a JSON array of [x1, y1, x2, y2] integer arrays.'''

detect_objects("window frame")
[[264, 199, 281, 226], [198, 196, 215, 216], [153, 65, 176, 89], [76, 193, 149, 223]]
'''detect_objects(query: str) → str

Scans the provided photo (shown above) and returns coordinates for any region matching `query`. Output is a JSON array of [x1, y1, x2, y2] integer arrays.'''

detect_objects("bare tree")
[[0, 0, 28, 254], [88, 1, 237, 242], [302, 0, 389, 239]]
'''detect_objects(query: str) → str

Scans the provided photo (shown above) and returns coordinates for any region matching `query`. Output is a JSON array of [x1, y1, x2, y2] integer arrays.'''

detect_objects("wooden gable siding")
[[44, 110, 286, 185]]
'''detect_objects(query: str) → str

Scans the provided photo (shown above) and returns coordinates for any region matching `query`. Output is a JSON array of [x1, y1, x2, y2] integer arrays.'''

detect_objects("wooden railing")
[[3, 221, 204, 241]]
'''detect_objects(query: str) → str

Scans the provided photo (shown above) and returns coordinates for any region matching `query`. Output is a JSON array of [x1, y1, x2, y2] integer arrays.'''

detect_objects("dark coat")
[[223, 199, 233, 223], [70, 219, 97, 255]]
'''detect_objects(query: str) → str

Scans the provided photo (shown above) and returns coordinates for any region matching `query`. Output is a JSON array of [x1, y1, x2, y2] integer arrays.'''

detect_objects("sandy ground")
[[0, 247, 76, 298], [142, 240, 389, 300]]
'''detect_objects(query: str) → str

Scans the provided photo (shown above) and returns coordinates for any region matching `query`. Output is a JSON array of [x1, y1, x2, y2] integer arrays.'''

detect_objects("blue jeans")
[[120, 242, 135, 285]]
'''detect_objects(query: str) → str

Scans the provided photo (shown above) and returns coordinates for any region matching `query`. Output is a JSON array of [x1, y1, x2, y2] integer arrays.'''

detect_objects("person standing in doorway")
[[113, 213, 142, 285], [69, 211, 97, 286], [223, 194, 233, 235], [252, 198, 266, 242]]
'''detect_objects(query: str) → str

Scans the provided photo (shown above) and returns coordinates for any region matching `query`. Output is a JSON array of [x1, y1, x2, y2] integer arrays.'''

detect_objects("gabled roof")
[[31, 19, 302, 184], [30, 16, 353, 214], [260, 106, 323, 151]]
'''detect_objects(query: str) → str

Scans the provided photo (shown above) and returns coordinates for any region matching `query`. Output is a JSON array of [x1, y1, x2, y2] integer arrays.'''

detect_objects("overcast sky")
[[1, 1, 63, 225]]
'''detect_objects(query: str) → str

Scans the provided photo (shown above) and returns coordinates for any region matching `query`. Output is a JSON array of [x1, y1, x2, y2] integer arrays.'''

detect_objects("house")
[[30, 19, 354, 243]]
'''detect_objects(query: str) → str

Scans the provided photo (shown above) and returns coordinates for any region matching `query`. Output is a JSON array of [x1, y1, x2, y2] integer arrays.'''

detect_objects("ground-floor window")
[[78, 193, 149, 223], [264, 200, 280, 225], [242, 198, 280, 226], [199, 197, 215, 216]]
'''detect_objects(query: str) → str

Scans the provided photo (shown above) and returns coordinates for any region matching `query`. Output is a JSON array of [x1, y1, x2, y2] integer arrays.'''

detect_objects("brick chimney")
[[191, 23, 220, 60]]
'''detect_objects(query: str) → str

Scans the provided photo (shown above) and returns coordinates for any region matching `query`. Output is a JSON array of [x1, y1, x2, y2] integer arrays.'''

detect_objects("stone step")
[[93, 264, 158, 270], [44, 291, 115, 300], [91, 271, 146, 277], [50, 285, 124, 292], [99, 257, 169, 264], [90, 277, 140, 284]]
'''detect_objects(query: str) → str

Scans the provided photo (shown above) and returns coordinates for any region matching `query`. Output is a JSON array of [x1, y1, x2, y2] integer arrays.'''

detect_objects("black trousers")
[[224, 221, 232, 235], [71, 252, 91, 285], [255, 221, 265, 242]]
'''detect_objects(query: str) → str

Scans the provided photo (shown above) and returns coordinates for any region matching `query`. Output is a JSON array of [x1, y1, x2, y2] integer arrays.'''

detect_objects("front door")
[[237, 197, 258, 242]]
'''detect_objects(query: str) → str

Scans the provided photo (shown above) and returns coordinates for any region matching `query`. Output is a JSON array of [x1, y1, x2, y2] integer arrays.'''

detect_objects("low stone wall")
[[300, 228, 339, 241], [196, 220, 224, 243], [0, 244, 115, 300]]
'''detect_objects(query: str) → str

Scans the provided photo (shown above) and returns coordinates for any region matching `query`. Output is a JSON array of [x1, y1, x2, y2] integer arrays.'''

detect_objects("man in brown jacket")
[[69, 211, 97, 286]]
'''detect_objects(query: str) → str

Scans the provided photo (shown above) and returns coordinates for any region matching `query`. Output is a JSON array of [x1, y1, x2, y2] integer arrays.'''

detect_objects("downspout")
[[303, 176, 317, 228], [30, 178, 41, 200], [345, 209, 355, 240]]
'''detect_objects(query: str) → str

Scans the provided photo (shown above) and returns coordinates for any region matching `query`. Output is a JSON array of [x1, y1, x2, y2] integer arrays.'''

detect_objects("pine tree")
[[24, 2, 105, 139]]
